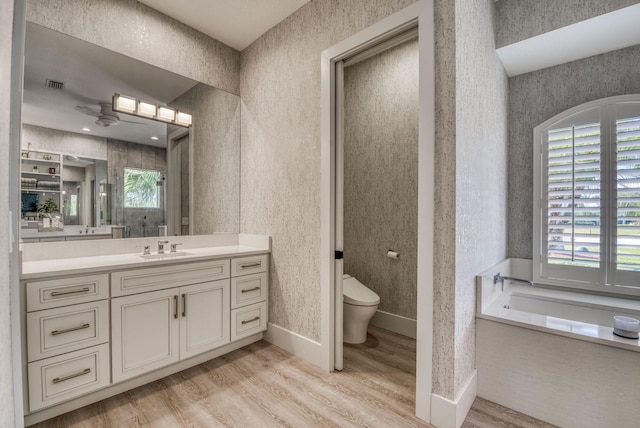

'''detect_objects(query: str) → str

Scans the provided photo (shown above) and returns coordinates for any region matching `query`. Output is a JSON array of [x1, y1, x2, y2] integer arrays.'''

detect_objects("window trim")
[[533, 94, 640, 297]]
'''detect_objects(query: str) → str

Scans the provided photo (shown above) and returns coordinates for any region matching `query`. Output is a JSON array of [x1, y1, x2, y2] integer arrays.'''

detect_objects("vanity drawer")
[[231, 301, 267, 341], [28, 343, 110, 412], [111, 259, 230, 297], [231, 254, 268, 277], [231, 272, 268, 309], [27, 300, 109, 362], [26, 274, 109, 312]]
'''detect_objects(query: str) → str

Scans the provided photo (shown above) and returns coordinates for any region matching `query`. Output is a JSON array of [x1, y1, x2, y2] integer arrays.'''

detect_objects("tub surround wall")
[[343, 38, 419, 322], [477, 319, 640, 428], [26, 0, 240, 95], [507, 45, 640, 259], [494, 0, 638, 48], [169, 83, 241, 234]]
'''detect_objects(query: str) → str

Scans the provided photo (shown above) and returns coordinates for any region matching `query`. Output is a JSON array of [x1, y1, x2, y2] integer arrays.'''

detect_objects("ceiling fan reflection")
[[74, 102, 145, 127]]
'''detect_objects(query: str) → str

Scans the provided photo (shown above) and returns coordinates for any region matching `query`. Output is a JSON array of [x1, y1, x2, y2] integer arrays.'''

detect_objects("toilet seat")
[[343, 275, 380, 306]]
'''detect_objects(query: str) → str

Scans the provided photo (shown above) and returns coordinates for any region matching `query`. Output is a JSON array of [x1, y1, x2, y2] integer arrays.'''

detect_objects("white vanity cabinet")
[[24, 273, 111, 412], [231, 254, 269, 340], [21, 236, 270, 425], [111, 278, 230, 383]]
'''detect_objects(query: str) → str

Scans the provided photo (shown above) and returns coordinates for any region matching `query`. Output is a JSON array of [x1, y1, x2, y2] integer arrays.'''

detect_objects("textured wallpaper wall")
[[452, 0, 509, 397], [343, 38, 419, 320], [0, 0, 17, 423], [239, 0, 417, 343], [26, 0, 240, 95], [169, 84, 241, 234], [494, 0, 638, 48], [508, 45, 640, 259]]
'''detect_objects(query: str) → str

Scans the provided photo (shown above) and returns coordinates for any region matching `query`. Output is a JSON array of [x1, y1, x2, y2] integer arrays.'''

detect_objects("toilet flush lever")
[[335, 250, 344, 260]]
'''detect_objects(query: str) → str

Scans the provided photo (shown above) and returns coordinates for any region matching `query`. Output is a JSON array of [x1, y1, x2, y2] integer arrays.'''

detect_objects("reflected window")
[[124, 168, 160, 208]]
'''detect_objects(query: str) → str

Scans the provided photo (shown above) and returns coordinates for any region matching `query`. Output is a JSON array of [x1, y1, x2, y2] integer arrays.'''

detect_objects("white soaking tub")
[[475, 258, 640, 428]]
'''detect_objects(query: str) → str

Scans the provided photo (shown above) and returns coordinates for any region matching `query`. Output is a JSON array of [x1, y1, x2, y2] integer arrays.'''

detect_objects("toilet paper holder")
[[387, 249, 399, 259]]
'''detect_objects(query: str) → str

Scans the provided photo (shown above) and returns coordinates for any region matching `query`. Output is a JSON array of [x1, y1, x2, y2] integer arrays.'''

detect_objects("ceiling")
[[138, 0, 311, 51]]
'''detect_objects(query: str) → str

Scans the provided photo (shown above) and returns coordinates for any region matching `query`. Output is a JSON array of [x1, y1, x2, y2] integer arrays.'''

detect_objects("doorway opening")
[[167, 128, 193, 236], [320, 0, 434, 423]]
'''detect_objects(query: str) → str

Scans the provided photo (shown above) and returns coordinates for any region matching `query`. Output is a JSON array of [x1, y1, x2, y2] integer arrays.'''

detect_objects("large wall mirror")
[[20, 22, 240, 243]]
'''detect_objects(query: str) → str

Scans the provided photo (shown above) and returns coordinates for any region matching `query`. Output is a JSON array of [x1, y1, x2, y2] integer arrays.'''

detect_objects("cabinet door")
[[180, 280, 230, 359], [111, 289, 179, 384]]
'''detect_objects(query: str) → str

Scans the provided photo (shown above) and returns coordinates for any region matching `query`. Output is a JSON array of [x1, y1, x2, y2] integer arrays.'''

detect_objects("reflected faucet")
[[157, 240, 169, 254]]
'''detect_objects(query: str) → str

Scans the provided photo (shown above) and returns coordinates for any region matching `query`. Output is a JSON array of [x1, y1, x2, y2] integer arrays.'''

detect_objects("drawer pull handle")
[[51, 323, 90, 336], [241, 316, 260, 325], [240, 262, 261, 269], [241, 286, 261, 293], [50, 287, 91, 297], [52, 368, 91, 384]]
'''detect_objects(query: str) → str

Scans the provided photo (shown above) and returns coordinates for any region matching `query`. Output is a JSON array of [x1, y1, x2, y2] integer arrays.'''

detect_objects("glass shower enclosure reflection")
[[111, 167, 166, 238]]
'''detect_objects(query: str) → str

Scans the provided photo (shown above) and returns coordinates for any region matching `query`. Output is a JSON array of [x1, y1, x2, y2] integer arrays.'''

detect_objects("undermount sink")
[[138, 251, 191, 260]]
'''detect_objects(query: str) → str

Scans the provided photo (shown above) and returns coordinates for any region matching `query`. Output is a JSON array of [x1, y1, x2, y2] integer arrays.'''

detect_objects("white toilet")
[[343, 274, 380, 344]]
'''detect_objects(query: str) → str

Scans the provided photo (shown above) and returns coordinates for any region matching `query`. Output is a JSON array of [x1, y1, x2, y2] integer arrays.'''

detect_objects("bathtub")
[[476, 258, 640, 428]]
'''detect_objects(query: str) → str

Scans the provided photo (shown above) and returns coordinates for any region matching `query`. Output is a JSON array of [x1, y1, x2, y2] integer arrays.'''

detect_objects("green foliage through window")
[[124, 168, 160, 208]]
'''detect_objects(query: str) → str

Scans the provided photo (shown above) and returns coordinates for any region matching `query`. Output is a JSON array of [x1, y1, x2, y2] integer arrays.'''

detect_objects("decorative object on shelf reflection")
[[112, 93, 192, 128]]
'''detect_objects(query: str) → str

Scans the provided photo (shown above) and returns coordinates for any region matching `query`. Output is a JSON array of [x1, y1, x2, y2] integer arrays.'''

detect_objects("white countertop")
[[20, 234, 271, 280]]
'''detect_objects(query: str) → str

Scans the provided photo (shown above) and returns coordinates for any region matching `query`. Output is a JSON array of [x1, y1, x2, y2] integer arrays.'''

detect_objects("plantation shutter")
[[616, 115, 640, 273], [546, 123, 601, 269]]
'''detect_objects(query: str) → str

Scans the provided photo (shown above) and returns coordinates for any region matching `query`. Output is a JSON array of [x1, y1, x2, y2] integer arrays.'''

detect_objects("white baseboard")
[[264, 322, 323, 368], [430, 370, 477, 428], [370, 310, 417, 339]]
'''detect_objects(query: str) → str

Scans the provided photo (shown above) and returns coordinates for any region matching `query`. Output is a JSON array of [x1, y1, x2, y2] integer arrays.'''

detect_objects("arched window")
[[533, 95, 640, 294]]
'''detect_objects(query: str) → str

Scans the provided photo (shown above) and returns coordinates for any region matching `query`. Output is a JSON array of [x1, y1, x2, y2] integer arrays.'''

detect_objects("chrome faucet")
[[493, 273, 534, 291], [157, 240, 170, 254], [170, 243, 183, 253]]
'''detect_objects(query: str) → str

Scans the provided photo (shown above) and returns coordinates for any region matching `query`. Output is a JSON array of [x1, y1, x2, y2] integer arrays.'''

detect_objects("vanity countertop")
[[20, 234, 271, 280]]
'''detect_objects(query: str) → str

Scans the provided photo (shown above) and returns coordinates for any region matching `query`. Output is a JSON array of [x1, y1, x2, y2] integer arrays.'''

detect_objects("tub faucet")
[[493, 273, 533, 291]]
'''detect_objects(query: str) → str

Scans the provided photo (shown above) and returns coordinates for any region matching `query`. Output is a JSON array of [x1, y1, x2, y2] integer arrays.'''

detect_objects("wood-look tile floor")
[[33, 326, 555, 427]]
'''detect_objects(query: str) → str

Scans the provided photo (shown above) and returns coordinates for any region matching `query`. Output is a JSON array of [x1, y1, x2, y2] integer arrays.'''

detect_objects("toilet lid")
[[343, 276, 380, 306]]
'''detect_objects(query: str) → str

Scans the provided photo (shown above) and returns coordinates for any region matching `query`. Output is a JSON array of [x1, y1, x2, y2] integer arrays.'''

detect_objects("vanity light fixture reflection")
[[112, 93, 192, 128]]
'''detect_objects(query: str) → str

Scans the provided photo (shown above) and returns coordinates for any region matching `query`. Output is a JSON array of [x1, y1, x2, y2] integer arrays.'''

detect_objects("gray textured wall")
[[343, 38, 419, 320], [0, 0, 18, 424], [508, 45, 640, 259], [452, 0, 509, 397], [169, 83, 241, 234], [26, 0, 240, 95], [240, 0, 418, 344], [494, 0, 639, 48]]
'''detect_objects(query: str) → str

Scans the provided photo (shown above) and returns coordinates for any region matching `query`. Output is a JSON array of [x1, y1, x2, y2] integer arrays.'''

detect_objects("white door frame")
[[320, 0, 435, 422], [166, 128, 194, 236]]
